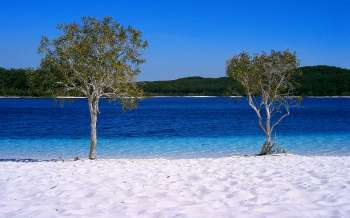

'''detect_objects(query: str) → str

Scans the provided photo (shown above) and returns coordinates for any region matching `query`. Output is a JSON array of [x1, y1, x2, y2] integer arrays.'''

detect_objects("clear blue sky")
[[0, 0, 349, 80]]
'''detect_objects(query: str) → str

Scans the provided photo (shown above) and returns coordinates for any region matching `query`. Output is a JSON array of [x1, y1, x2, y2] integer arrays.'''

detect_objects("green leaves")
[[226, 50, 299, 98], [226, 50, 300, 154], [38, 16, 147, 109]]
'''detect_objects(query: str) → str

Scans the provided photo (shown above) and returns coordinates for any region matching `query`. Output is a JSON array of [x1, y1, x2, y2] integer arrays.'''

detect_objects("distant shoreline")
[[1, 96, 350, 99]]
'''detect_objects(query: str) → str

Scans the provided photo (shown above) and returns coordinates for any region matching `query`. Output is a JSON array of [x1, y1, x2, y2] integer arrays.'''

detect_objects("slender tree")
[[226, 50, 300, 155], [39, 17, 147, 159]]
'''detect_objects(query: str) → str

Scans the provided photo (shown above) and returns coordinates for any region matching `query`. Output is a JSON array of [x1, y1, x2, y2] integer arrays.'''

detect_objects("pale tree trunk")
[[88, 96, 99, 160], [260, 126, 272, 155], [247, 94, 288, 155], [260, 103, 273, 155]]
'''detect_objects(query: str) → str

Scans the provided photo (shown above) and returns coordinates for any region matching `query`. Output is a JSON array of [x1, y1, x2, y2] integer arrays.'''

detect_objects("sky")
[[0, 0, 349, 81]]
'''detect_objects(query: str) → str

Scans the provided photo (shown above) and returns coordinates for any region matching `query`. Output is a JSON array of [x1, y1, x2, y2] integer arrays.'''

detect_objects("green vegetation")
[[296, 66, 350, 96], [1, 65, 350, 97], [0, 67, 32, 96], [38, 16, 147, 160], [226, 50, 299, 155], [0, 67, 65, 96], [141, 65, 350, 96], [140, 76, 243, 96]]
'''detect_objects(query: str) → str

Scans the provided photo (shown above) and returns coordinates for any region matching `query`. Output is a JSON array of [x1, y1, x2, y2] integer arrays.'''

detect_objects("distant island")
[[1, 65, 350, 97]]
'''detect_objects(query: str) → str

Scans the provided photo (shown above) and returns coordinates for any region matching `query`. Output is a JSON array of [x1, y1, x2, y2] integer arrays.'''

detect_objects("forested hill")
[[140, 66, 350, 96], [296, 66, 350, 96], [1, 65, 350, 97], [139, 76, 244, 96]]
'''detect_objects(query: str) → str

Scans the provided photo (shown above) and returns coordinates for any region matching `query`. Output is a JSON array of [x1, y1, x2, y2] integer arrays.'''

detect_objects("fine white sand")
[[1, 155, 350, 218]]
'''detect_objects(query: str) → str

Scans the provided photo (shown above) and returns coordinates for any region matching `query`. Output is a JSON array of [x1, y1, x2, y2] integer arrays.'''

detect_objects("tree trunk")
[[88, 97, 99, 160], [260, 105, 273, 155], [260, 131, 272, 155]]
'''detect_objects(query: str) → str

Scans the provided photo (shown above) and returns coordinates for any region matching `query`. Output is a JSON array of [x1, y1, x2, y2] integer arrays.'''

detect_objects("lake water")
[[0, 97, 350, 159]]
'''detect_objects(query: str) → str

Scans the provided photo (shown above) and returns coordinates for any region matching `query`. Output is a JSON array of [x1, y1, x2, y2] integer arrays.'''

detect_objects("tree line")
[[1, 65, 350, 97]]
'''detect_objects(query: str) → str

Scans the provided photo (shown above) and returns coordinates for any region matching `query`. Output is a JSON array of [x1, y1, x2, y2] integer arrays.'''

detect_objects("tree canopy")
[[226, 50, 299, 155], [39, 16, 147, 108], [38, 16, 147, 159]]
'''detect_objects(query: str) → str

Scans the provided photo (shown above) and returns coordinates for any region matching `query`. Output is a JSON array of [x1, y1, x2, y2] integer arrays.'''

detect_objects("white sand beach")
[[1, 155, 350, 218]]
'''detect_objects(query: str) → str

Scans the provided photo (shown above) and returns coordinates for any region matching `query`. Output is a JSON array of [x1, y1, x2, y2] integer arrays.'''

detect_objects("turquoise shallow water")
[[0, 97, 350, 159]]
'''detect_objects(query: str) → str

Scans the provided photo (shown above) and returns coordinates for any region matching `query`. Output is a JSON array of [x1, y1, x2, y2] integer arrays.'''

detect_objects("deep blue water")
[[0, 97, 350, 159]]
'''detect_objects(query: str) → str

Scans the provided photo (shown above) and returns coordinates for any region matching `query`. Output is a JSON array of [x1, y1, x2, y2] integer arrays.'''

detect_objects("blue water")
[[0, 97, 350, 159]]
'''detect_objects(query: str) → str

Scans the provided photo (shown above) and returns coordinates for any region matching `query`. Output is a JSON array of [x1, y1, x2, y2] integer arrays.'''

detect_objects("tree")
[[39, 17, 147, 159], [226, 50, 300, 155]]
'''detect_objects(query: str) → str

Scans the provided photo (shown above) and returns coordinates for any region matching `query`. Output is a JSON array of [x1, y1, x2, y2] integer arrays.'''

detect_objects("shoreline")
[[2, 95, 350, 99], [2, 153, 350, 162], [1, 154, 350, 217]]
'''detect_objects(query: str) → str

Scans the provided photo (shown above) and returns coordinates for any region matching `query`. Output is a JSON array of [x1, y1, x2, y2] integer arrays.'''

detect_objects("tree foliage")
[[38, 16, 147, 159], [226, 50, 300, 155], [38, 16, 147, 109], [296, 66, 350, 96], [140, 76, 243, 96]]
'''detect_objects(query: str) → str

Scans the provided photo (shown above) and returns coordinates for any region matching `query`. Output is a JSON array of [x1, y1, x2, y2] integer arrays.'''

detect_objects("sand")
[[1, 155, 350, 218]]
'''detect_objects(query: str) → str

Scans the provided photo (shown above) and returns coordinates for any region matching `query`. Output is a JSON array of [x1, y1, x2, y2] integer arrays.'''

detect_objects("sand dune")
[[1, 155, 350, 218]]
